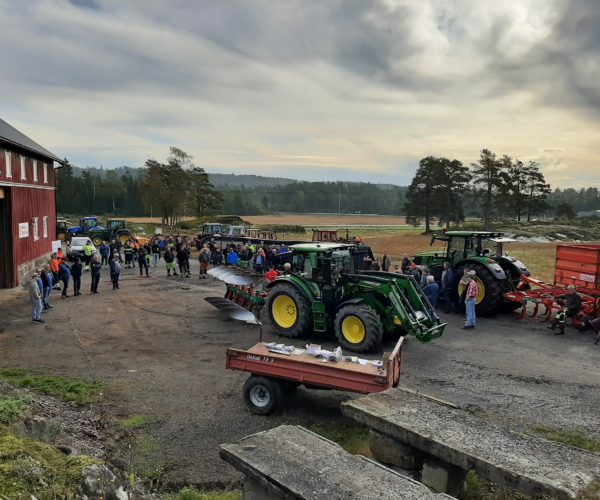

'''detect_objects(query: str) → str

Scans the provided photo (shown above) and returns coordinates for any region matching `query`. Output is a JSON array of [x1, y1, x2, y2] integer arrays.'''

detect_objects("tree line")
[[402, 149, 590, 230], [55, 146, 598, 222]]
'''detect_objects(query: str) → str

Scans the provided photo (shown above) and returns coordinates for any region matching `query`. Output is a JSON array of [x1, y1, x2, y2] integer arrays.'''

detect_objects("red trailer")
[[554, 244, 600, 291], [226, 338, 403, 414]]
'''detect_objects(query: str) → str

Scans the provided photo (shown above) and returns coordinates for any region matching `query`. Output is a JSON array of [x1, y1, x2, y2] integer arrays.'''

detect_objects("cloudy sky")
[[1, 0, 599, 187]]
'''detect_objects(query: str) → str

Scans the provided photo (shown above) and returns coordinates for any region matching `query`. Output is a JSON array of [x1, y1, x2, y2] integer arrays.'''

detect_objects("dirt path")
[[1, 262, 599, 488]]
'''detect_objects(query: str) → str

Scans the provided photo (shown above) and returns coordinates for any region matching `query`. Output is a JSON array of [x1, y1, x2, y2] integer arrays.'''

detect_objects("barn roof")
[[0, 118, 62, 163]]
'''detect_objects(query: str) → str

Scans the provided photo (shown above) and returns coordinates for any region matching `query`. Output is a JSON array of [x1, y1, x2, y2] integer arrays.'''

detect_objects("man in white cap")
[[29, 272, 44, 324]]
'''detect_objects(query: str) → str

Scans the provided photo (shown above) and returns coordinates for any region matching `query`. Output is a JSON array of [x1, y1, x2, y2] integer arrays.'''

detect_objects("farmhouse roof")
[[0, 118, 62, 163]]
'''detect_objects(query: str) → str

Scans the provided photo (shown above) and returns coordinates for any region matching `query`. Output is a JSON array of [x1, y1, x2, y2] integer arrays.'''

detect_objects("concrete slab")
[[341, 389, 600, 499], [220, 425, 453, 499]]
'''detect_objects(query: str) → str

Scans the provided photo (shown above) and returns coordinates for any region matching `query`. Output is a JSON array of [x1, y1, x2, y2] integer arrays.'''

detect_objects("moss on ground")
[[0, 369, 104, 405], [531, 426, 600, 452], [307, 421, 373, 457], [0, 433, 98, 499], [0, 395, 31, 425], [166, 487, 242, 500], [119, 415, 154, 430]]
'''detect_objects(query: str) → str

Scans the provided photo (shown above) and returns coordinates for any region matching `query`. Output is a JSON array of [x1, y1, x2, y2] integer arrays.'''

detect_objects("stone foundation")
[[17, 252, 52, 286]]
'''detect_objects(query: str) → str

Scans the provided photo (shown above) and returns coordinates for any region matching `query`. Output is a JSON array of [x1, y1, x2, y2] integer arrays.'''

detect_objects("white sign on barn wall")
[[580, 273, 595, 283], [18, 222, 29, 238]]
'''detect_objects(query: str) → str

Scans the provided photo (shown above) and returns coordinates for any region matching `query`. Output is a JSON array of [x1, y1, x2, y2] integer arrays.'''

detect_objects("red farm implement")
[[504, 244, 600, 324]]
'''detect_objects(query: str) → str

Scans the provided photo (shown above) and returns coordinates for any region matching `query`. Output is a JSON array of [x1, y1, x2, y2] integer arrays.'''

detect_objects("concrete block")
[[342, 389, 600, 499], [369, 430, 416, 470], [220, 425, 453, 499]]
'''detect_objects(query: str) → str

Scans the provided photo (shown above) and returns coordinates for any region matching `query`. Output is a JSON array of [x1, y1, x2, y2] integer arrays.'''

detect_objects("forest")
[[55, 148, 599, 222]]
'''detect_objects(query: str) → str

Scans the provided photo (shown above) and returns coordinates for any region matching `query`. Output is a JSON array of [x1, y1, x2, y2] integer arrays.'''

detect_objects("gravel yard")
[[1, 258, 598, 489]]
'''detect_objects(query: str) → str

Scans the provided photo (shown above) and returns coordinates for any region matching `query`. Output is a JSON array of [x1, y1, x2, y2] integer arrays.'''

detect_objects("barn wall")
[[0, 144, 58, 287], [10, 186, 56, 286]]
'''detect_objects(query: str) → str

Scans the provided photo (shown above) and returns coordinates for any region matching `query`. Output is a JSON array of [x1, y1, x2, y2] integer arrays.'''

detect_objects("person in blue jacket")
[[58, 261, 71, 298], [422, 275, 439, 308], [227, 248, 239, 266], [99, 241, 110, 267]]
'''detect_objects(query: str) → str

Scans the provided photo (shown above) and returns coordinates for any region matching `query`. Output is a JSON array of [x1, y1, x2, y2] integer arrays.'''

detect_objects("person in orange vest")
[[56, 247, 64, 264], [50, 253, 61, 290]]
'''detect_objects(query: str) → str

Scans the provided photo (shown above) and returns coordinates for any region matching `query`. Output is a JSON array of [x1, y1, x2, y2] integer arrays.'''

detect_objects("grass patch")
[[167, 487, 242, 500], [0, 369, 104, 405], [120, 415, 154, 430], [531, 426, 600, 452], [307, 421, 372, 457], [461, 470, 528, 500], [0, 433, 98, 499], [0, 395, 31, 425]]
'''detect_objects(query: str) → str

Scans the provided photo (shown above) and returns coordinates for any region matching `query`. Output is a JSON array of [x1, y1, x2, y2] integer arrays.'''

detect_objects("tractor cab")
[[202, 223, 222, 236], [106, 219, 126, 232], [288, 243, 355, 282], [81, 217, 101, 233]]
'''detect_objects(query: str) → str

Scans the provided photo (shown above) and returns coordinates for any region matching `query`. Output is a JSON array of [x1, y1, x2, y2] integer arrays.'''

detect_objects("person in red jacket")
[[264, 266, 278, 283]]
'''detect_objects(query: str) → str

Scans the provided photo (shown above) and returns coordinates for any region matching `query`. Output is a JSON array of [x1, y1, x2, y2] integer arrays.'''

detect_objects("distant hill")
[[208, 173, 297, 188], [68, 166, 399, 191]]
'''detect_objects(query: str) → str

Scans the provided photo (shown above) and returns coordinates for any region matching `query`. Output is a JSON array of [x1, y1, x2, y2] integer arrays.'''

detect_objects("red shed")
[[0, 118, 62, 288]]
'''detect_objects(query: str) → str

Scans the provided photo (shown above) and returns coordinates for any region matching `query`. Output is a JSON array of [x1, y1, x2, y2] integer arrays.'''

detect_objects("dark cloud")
[[489, 0, 600, 116]]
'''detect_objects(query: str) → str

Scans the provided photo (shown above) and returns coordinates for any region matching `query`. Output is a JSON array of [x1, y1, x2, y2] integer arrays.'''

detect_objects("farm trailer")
[[226, 337, 403, 415]]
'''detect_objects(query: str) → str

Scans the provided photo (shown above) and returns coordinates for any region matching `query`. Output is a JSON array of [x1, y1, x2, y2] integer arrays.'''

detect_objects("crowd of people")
[[27, 236, 599, 343]]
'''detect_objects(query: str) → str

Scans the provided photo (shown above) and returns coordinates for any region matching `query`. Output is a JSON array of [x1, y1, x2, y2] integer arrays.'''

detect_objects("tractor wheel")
[[334, 304, 383, 353], [242, 376, 282, 415], [91, 236, 103, 247], [457, 263, 503, 316], [266, 283, 313, 338], [57, 232, 67, 242]]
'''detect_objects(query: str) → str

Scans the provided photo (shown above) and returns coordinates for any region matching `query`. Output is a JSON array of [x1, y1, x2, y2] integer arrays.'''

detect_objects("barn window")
[[4, 151, 11, 178], [20, 156, 26, 180], [43, 163, 48, 184], [43, 216, 48, 238], [33, 160, 38, 182], [32, 217, 39, 241]]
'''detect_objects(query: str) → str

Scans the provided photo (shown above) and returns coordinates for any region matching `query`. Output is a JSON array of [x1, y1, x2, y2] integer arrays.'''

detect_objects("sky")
[[1, 0, 599, 188]]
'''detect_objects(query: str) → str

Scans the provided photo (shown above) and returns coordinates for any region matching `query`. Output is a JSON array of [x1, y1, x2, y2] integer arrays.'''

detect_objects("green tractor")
[[256, 242, 445, 352], [88, 219, 133, 247], [412, 231, 530, 315]]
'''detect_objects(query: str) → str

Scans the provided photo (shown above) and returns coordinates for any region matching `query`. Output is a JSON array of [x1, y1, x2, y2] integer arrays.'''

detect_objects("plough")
[[504, 275, 600, 325]]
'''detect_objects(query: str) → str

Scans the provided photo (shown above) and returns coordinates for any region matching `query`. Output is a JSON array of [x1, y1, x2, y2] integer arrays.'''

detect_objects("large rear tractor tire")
[[266, 283, 313, 338], [457, 263, 503, 316], [334, 304, 383, 353], [116, 230, 133, 246], [242, 376, 283, 415]]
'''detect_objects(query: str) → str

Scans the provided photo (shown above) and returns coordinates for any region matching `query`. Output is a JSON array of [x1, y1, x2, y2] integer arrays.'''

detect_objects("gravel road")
[[1, 260, 598, 488]]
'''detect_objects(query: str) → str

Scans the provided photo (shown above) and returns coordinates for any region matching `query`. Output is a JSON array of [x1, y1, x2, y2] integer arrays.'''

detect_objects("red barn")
[[0, 119, 62, 288]]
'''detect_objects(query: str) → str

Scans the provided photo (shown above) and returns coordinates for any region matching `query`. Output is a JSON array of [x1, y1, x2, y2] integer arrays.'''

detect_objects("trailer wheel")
[[242, 376, 282, 415], [92, 236, 103, 247], [266, 283, 313, 338], [334, 304, 383, 353]]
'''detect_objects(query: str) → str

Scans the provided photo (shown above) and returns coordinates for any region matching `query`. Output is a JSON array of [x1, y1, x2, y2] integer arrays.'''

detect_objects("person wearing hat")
[[547, 285, 582, 335], [463, 273, 479, 330], [29, 272, 43, 323]]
